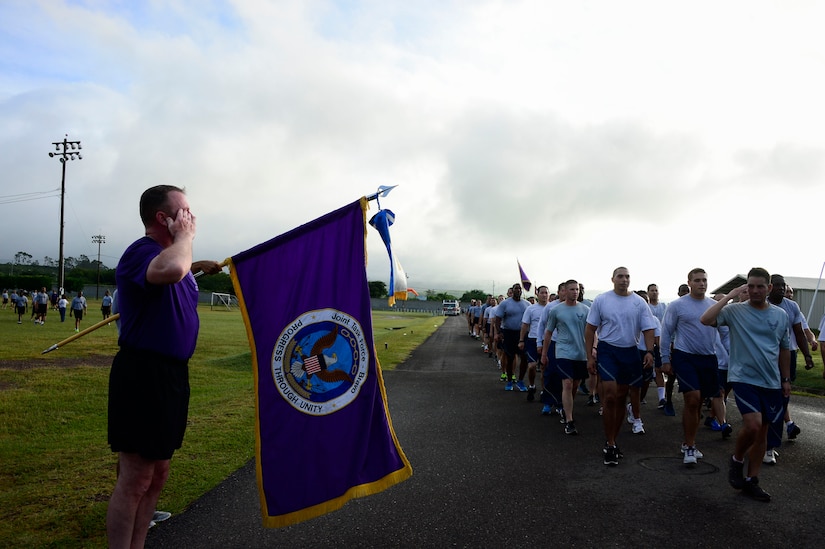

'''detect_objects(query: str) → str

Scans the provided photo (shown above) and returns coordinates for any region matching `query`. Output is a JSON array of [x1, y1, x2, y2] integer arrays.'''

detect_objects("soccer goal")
[[211, 292, 239, 311]]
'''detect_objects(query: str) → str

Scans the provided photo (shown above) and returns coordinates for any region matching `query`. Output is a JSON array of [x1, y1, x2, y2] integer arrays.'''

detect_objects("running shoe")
[[763, 448, 777, 465], [527, 386, 536, 401], [728, 456, 745, 490], [558, 408, 567, 424], [632, 419, 645, 435], [152, 511, 172, 523], [680, 443, 703, 459], [500, 373, 507, 382], [515, 380, 527, 392], [541, 404, 552, 415], [742, 477, 771, 502], [787, 421, 801, 440], [603, 443, 624, 460], [565, 421, 578, 435], [657, 398, 666, 409], [683, 446, 697, 466], [709, 418, 723, 431], [505, 381, 514, 391], [721, 423, 733, 439], [663, 401, 676, 416], [626, 402, 635, 424], [586, 395, 595, 407], [603, 445, 619, 466]]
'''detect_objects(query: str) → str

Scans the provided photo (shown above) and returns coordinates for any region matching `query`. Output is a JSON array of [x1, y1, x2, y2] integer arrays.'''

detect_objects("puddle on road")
[[637, 457, 720, 475]]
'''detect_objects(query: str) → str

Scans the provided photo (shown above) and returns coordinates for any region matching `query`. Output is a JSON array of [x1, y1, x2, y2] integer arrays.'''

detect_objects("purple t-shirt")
[[116, 236, 199, 360]]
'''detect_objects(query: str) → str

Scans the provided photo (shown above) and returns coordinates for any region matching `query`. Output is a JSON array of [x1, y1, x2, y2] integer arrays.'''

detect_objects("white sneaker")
[[683, 446, 698, 466], [763, 448, 778, 465], [626, 402, 635, 424], [152, 511, 172, 522], [680, 443, 704, 459], [632, 418, 645, 434]]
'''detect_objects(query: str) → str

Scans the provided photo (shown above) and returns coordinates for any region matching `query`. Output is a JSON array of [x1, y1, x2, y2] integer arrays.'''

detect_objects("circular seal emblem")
[[271, 308, 369, 416]]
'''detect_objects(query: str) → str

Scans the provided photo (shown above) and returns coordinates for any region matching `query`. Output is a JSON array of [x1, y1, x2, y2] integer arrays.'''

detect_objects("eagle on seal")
[[290, 325, 353, 383]]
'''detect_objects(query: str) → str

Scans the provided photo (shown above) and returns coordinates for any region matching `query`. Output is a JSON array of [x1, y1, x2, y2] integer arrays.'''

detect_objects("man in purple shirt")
[[106, 185, 220, 548]]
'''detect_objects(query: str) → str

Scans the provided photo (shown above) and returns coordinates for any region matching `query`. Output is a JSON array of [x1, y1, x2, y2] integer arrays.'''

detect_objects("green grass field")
[[0, 301, 443, 548]]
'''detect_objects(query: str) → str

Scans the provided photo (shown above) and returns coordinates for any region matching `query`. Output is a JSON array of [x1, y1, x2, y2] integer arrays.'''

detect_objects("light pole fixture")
[[92, 234, 105, 298], [48, 135, 82, 293]]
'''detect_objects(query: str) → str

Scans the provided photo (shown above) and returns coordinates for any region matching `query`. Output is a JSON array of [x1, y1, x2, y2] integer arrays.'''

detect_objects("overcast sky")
[[2, 1, 824, 300]]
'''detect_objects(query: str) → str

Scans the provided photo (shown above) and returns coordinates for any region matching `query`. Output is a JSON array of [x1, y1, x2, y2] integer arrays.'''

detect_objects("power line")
[[0, 189, 61, 205]]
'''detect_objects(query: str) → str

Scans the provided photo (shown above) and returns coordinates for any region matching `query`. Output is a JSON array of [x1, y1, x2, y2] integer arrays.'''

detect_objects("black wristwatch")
[[781, 377, 791, 383]]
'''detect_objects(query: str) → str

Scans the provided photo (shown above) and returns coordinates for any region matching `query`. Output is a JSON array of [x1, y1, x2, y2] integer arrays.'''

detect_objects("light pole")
[[49, 135, 82, 294], [92, 234, 105, 298]]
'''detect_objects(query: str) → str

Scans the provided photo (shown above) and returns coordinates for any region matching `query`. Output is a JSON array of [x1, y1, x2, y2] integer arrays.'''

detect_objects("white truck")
[[442, 300, 461, 316]]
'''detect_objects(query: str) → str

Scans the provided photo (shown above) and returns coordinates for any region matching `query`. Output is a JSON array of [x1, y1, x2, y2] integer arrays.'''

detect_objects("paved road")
[[147, 315, 825, 548]]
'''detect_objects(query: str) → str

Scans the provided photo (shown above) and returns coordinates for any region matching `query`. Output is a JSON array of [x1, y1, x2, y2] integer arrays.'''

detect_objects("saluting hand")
[[167, 208, 196, 241]]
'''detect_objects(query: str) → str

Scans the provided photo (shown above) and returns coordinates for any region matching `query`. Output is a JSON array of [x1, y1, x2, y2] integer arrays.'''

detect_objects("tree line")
[[0, 251, 234, 295], [4, 252, 481, 302], [368, 280, 486, 303]]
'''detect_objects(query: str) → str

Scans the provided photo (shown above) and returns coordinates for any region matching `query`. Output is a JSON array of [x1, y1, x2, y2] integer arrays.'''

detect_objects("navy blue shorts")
[[556, 358, 588, 380], [731, 382, 784, 430], [524, 337, 539, 363], [541, 341, 563, 406], [672, 349, 719, 398], [717, 369, 731, 392], [789, 350, 797, 382], [597, 341, 643, 387]]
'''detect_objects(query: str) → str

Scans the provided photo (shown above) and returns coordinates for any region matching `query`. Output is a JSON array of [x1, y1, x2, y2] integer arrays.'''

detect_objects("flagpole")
[[805, 260, 825, 322], [42, 313, 120, 354], [40, 269, 219, 354]]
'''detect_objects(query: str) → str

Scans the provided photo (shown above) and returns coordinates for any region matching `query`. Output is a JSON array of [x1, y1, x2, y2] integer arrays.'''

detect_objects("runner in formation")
[[463, 265, 819, 502]]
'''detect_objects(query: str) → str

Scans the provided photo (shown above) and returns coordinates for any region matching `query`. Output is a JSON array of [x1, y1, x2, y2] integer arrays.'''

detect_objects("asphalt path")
[[147, 315, 825, 548]]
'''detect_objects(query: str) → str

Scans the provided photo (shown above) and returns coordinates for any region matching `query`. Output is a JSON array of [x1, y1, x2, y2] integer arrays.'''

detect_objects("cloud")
[[1, 1, 824, 301]]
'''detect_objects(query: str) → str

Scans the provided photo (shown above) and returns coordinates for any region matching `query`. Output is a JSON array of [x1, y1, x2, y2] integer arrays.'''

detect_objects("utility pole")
[[49, 135, 82, 294], [92, 234, 105, 298]]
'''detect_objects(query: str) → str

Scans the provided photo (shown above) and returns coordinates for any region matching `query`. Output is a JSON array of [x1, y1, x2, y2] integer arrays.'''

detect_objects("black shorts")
[[101, 305, 112, 315], [501, 329, 522, 358], [73, 309, 83, 320], [108, 347, 190, 460], [37, 303, 48, 315]]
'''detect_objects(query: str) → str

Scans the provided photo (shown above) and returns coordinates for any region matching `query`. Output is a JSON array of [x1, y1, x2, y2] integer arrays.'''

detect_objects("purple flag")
[[518, 260, 532, 292], [229, 198, 412, 527]]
